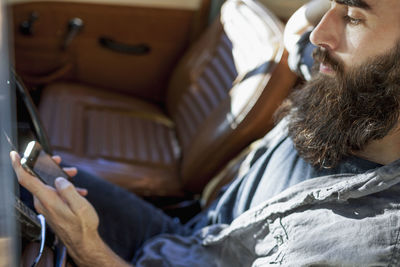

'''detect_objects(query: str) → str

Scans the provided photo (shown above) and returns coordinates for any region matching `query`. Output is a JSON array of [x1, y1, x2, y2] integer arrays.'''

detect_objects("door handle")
[[98, 37, 151, 55], [62, 17, 84, 50], [19, 12, 38, 36]]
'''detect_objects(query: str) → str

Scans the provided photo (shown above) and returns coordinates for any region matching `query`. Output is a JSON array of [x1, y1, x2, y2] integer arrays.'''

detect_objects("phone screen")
[[32, 150, 70, 187]]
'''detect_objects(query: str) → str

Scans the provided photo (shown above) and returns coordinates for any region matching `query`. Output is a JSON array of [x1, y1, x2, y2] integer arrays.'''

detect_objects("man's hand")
[[51, 154, 88, 197], [10, 151, 132, 267]]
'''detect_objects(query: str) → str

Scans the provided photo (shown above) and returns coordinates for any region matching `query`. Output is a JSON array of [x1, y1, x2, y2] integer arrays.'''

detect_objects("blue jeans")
[[73, 169, 192, 261], [20, 168, 193, 262]]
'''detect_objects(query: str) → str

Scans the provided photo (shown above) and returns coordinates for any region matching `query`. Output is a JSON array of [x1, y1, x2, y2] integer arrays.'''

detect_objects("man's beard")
[[276, 42, 400, 168]]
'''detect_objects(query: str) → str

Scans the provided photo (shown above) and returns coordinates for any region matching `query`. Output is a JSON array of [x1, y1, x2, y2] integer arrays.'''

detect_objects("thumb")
[[55, 177, 84, 213]]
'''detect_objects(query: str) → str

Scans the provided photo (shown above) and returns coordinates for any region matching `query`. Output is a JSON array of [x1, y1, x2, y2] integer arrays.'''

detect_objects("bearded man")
[[11, 0, 400, 266]]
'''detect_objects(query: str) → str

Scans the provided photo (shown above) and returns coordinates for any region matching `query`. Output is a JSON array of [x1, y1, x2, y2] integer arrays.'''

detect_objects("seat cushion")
[[38, 0, 297, 197], [166, 0, 297, 192], [39, 83, 183, 196]]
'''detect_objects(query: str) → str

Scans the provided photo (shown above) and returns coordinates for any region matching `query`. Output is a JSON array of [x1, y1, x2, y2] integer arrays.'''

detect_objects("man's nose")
[[310, 9, 341, 51]]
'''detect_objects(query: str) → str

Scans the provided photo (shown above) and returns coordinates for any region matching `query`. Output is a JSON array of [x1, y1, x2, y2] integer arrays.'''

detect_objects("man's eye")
[[344, 15, 363, 26]]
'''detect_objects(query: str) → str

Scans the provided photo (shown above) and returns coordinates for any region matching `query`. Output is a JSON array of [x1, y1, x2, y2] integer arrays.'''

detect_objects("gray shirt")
[[203, 119, 380, 227], [136, 120, 398, 266]]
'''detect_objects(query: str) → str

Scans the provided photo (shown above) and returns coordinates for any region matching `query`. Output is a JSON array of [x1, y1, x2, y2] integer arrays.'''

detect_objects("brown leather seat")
[[38, 0, 297, 197]]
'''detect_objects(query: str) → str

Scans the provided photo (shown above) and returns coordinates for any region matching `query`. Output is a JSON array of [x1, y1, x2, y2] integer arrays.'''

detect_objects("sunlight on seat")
[[221, 0, 283, 128]]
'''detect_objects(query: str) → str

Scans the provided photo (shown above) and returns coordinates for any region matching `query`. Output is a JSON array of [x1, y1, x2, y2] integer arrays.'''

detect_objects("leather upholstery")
[[21, 242, 54, 267], [12, 1, 196, 103], [40, 83, 183, 196], [201, 138, 265, 208], [39, 0, 297, 196], [169, 0, 297, 191]]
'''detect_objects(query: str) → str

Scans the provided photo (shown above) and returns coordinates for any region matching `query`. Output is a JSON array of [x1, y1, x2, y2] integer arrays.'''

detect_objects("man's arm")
[[284, 0, 331, 53], [10, 151, 133, 267]]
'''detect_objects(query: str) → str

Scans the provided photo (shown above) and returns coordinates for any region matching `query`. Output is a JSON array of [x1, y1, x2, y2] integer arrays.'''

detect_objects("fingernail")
[[10, 151, 20, 160], [55, 177, 70, 189]]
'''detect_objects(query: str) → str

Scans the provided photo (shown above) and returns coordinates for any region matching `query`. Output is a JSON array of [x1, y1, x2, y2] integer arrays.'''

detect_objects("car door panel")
[[11, 0, 203, 103]]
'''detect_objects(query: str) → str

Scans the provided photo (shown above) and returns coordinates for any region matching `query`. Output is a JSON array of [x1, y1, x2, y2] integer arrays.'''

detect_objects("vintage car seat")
[[38, 0, 297, 197]]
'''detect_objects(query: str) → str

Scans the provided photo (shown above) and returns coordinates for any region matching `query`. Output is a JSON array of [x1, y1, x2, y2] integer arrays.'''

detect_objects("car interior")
[[8, 0, 305, 265]]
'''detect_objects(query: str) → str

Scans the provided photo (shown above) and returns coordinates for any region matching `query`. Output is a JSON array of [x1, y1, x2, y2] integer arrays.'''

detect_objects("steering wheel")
[[13, 71, 53, 155]]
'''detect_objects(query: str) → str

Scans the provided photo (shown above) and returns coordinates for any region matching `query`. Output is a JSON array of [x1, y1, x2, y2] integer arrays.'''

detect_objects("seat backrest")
[[166, 0, 297, 193]]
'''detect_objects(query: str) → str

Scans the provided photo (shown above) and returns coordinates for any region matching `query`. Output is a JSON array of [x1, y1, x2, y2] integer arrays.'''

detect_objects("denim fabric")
[[73, 172, 190, 261], [135, 159, 400, 266], [72, 118, 383, 265], [201, 118, 381, 227]]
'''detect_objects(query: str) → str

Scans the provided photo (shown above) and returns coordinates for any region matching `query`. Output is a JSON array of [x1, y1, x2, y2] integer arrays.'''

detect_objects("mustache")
[[276, 40, 400, 168], [312, 48, 344, 74]]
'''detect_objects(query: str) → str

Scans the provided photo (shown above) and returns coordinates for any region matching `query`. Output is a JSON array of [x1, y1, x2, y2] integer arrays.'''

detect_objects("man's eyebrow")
[[334, 0, 371, 10]]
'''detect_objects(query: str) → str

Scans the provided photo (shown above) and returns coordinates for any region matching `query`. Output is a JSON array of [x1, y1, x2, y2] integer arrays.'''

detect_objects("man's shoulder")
[[242, 117, 291, 169], [261, 116, 290, 147]]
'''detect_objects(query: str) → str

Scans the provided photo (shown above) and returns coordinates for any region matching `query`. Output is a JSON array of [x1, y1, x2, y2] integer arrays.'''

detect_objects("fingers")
[[63, 167, 78, 177], [52, 156, 78, 177], [10, 151, 49, 198], [76, 188, 88, 197], [10, 151, 23, 177], [52, 155, 62, 164], [54, 178, 86, 214], [51, 154, 78, 178], [33, 196, 46, 215]]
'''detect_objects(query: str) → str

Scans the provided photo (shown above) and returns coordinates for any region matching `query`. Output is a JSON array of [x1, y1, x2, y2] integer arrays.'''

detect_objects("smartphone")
[[21, 141, 72, 187]]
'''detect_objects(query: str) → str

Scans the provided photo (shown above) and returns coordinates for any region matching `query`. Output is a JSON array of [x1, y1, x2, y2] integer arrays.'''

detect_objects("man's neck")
[[354, 127, 400, 165]]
